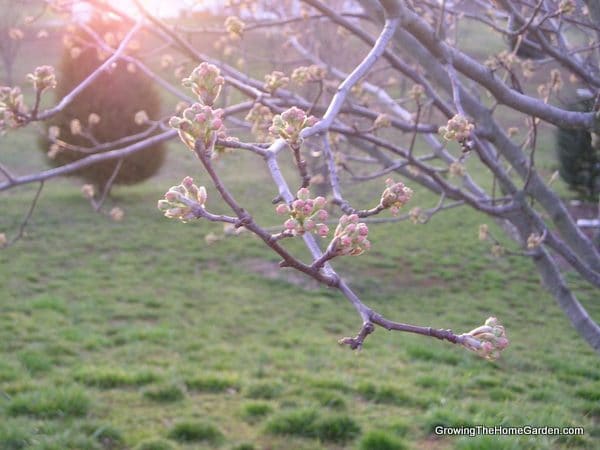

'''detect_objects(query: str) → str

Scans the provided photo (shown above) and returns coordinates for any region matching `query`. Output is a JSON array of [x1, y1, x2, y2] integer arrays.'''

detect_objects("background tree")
[[40, 11, 166, 197]]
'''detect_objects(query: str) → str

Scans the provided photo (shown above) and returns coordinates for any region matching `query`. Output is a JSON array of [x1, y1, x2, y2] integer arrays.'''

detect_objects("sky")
[[81, 0, 223, 18]]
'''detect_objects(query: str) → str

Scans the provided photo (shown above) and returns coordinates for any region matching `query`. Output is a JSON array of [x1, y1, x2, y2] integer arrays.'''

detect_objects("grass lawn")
[[1, 126, 599, 450]]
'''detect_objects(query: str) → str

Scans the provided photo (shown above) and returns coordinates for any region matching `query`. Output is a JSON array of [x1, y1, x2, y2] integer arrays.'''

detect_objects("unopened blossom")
[[158, 176, 207, 222], [409, 84, 425, 102], [0, 232, 7, 247], [81, 184, 95, 199], [269, 106, 318, 146], [559, 0, 575, 14], [448, 161, 465, 177], [110, 207, 124, 222], [264, 71, 289, 93], [47, 144, 61, 159], [373, 113, 391, 129], [48, 125, 60, 140], [169, 103, 225, 150], [463, 317, 509, 361], [88, 113, 101, 125], [161, 54, 174, 69], [276, 187, 328, 237], [8, 28, 24, 40], [225, 16, 245, 38], [521, 60, 535, 79], [245, 104, 273, 141], [478, 224, 489, 241], [182, 63, 225, 106], [291, 65, 326, 85], [0, 86, 26, 130], [439, 114, 474, 142], [527, 232, 543, 249], [134, 110, 149, 125], [491, 244, 504, 257], [409, 207, 423, 224], [332, 214, 370, 256], [26, 65, 57, 92], [550, 69, 563, 92], [379, 178, 413, 215], [70, 118, 82, 135], [70, 47, 81, 59]]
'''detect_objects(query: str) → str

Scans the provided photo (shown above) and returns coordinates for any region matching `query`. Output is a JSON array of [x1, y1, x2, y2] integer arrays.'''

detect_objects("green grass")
[[6, 387, 90, 419], [1, 32, 600, 450], [358, 430, 408, 450], [142, 383, 185, 403], [264, 408, 360, 443], [167, 421, 224, 444]]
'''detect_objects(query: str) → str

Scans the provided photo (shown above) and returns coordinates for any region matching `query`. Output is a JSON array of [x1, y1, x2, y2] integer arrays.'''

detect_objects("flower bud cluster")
[[379, 178, 413, 215], [157, 176, 207, 222], [169, 103, 225, 150], [439, 114, 474, 142], [333, 214, 370, 256], [181, 62, 225, 107], [269, 106, 317, 146], [527, 232, 543, 249], [245, 103, 273, 141], [264, 71, 289, 93], [291, 65, 326, 85], [409, 84, 425, 102], [373, 113, 391, 129], [478, 224, 489, 241], [559, 0, 575, 14], [225, 16, 245, 38], [276, 187, 329, 237], [464, 317, 509, 361], [0, 86, 26, 131], [26, 65, 57, 92], [448, 161, 465, 177]]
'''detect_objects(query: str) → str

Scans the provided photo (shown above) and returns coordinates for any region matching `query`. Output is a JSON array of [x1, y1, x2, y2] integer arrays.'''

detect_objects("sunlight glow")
[[75, 0, 196, 19]]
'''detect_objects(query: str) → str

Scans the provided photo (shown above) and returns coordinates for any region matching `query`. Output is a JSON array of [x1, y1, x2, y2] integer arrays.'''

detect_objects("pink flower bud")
[[304, 219, 315, 231], [316, 209, 328, 221], [348, 214, 359, 223], [345, 223, 356, 234], [276, 204, 289, 215], [182, 176, 194, 188], [358, 223, 369, 236], [302, 204, 313, 215], [317, 224, 329, 237], [212, 118, 223, 130], [165, 191, 179, 202], [195, 113, 206, 123], [292, 199, 305, 210], [297, 187, 310, 200], [197, 186, 207, 204], [314, 196, 326, 208], [341, 236, 352, 247], [284, 218, 297, 230]]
